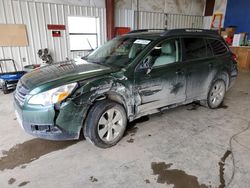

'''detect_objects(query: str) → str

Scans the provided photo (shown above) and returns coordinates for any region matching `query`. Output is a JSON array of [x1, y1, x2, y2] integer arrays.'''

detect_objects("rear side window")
[[182, 38, 207, 60], [208, 39, 228, 55]]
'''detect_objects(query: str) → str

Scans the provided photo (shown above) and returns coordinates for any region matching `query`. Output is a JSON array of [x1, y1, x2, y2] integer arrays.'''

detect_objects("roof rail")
[[129, 29, 166, 34], [161, 28, 219, 37]]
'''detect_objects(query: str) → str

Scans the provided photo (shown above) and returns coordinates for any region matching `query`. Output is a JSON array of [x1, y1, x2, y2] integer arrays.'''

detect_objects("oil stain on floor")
[[18, 181, 30, 187], [151, 162, 210, 188], [8, 178, 16, 185], [89, 176, 98, 182], [0, 139, 79, 171]]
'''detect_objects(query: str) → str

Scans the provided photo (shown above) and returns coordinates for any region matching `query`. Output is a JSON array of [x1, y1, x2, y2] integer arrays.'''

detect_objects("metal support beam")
[[105, 0, 115, 40]]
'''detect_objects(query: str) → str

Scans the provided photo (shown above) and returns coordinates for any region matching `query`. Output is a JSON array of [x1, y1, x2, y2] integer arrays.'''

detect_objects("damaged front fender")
[[55, 72, 137, 137]]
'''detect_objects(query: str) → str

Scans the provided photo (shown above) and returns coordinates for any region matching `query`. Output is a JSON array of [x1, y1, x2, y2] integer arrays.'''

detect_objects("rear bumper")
[[14, 98, 88, 140], [229, 75, 237, 89], [229, 65, 238, 89]]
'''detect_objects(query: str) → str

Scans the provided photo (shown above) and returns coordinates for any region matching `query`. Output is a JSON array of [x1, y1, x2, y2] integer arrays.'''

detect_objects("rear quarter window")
[[208, 39, 228, 56]]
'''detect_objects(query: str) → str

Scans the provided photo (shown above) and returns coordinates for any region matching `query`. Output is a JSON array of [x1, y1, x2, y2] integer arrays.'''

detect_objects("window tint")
[[183, 38, 207, 60], [208, 39, 228, 55]]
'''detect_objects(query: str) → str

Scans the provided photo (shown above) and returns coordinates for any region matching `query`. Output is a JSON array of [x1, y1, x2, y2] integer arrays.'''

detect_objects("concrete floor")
[[0, 72, 250, 188]]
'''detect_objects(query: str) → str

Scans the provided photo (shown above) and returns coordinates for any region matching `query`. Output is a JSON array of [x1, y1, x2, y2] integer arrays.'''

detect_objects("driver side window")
[[152, 39, 180, 67], [138, 38, 180, 70]]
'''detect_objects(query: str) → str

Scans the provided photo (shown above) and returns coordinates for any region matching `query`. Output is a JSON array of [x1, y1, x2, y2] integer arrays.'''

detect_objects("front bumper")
[[0, 80, 18, 90], [6, 82, 18, 90], [14, 97, 89, 140]]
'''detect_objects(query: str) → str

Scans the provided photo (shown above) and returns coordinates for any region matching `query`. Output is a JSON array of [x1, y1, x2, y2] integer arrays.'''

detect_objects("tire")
[[204, 79, 226, 109], [2, 84, 9, 94], [84, 100, 127, 148]]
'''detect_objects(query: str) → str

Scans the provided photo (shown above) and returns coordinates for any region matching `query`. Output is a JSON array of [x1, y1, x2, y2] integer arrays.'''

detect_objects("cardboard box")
[[226, 27, 236, 37], [221, 31, 228, 39], [230, 46, 250, 70]]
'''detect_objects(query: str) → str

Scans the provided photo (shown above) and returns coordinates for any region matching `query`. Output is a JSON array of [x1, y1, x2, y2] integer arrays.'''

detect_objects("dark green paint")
[[14, 30, 238, 140]]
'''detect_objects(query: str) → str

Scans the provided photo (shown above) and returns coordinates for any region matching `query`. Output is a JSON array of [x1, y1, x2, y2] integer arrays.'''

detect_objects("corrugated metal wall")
[[166, 14, 204, 29], [0, 0, 106, 71], [0, 0, 204, 71], [138, 11, 165, 29], [115, 9, 203, 31], [115, 9, 134, 29]]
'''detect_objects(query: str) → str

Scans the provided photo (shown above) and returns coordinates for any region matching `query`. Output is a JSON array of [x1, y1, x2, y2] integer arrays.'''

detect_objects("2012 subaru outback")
[[14, 29, 238, 148]]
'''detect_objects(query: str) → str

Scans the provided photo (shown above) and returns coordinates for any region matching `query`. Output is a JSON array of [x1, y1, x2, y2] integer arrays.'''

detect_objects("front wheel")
[[84, 100, 127, 148], [207, 79, 226, 109]]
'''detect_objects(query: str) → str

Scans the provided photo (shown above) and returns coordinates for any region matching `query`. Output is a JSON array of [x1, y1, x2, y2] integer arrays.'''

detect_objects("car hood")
[[20, 59, 116, 93]]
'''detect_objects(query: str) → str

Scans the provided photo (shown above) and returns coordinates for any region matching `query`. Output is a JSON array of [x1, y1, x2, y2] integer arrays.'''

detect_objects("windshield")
[[85, 37, 151, 68]]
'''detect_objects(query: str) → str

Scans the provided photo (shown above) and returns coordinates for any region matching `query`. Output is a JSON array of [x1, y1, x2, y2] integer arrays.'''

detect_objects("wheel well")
[[91, 92, 128, 116], [82, 93, 128, 138], [106, 93, 127, 111], [216, 72, 230, 89]]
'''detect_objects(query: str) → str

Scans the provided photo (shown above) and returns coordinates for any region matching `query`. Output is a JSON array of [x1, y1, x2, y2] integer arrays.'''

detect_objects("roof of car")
[[125, 31, 163, 40], [125, 29, 222, 40]]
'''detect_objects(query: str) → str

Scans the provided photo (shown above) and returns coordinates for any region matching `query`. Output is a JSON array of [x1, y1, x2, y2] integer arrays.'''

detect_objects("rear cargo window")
[[208, 39, 228, 55], [183, 38, 207, 60]]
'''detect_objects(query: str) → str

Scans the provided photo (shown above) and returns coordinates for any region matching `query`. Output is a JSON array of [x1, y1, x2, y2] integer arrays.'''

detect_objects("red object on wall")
[[52, 31, 61, 37], [47, 24, 65, 30], [115, 27, 131, 36]]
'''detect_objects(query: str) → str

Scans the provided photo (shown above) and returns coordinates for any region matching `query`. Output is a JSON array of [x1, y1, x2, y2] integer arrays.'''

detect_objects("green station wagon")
[[14, 29, 238, 148]]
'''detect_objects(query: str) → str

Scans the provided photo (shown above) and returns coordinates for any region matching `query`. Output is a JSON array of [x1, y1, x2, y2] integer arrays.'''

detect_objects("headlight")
[[28, 83, 77, 106]]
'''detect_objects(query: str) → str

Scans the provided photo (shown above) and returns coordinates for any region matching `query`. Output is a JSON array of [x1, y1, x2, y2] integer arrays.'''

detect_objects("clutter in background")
[[0, 59, 26, 94], [220, 26, 249, 46], [37, 48, 53, 65]]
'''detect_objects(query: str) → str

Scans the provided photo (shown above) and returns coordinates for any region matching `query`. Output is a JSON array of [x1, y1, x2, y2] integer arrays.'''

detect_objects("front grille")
[[15, 81, 29, 106]]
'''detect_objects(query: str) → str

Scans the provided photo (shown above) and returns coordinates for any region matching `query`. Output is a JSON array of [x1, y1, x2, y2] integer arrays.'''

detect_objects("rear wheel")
[[206, 79, 226, 109], [84, 100, 127, 148]]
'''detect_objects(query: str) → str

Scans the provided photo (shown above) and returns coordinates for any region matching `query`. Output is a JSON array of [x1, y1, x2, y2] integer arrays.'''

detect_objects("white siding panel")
[[115, 10, 203, 31], [0, 0, 204, 71], [138, 11, 165, 29], [115, 9, 134, 29], [0, 0, 106, 70], [167, 14, 203, 29]]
